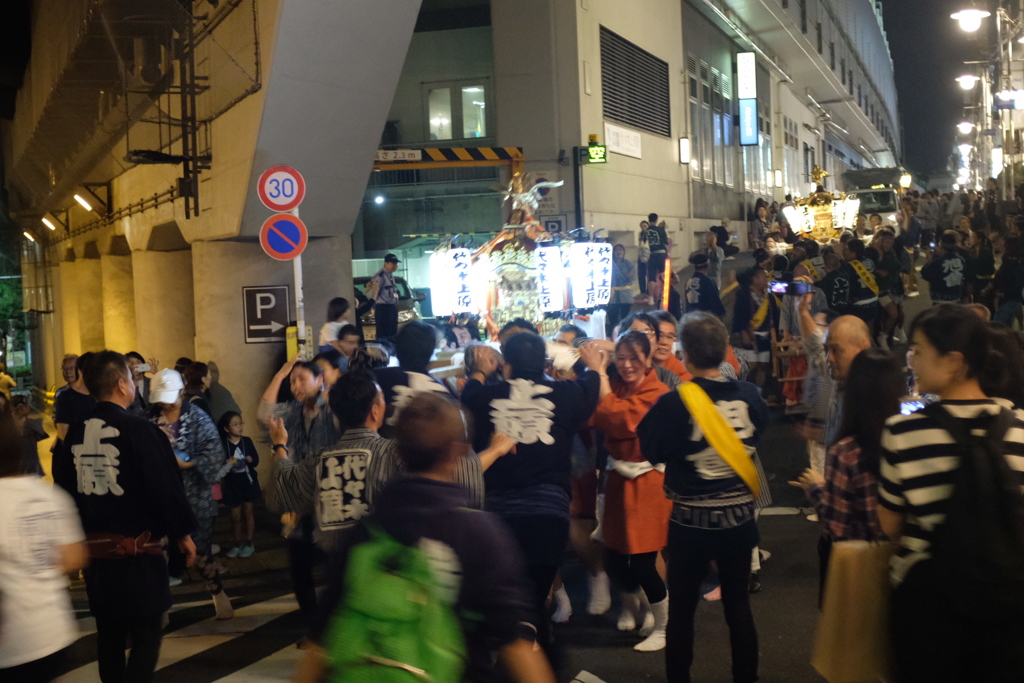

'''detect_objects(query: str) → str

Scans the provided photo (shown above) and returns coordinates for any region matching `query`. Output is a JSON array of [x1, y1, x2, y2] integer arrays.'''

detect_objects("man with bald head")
[[795, 278, 871, 476]]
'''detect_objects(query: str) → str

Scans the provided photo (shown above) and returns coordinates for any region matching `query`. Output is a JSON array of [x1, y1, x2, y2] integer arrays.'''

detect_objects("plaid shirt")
[[807, 437, 886, 542]]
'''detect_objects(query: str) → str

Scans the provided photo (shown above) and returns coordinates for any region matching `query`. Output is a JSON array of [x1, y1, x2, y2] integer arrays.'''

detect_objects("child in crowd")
[[218, 411, 261, 558], [318, 297, 350, 353]]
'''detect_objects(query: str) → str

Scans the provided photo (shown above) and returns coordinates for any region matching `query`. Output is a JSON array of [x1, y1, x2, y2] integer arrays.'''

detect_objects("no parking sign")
[[259, 214, 309, 261]]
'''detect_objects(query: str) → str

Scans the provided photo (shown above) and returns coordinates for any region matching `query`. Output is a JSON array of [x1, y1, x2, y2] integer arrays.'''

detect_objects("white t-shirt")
[[0, 477, 84, 668], [318, 320, 351, 347]]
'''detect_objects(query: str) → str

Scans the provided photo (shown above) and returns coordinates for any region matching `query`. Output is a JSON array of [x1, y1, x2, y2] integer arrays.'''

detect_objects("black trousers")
[[500, 515, 570, 660], [288, 537, 323, 633], [604, 549, 667, 603], [722, 243, 740, 257], [605, 304, 632, 336], [817, 535, 832, 609], [375, 303, 399, 341], [95, 614, 164, 683], [0, 647, 67, 682], [891, 563, 1024, 683], [665, 523, 759, 683]]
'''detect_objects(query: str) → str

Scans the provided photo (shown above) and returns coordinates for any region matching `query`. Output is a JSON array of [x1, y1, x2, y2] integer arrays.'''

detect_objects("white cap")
[[149, 368, 184, 405]]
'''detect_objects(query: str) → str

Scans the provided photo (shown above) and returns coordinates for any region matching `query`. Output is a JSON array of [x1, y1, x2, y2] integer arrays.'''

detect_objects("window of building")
[[701, 61, 713, 181], [424, 80, 491, 141], [712, 69, 724, 185], [840, 59, 846, 85], [798, 0, 807, 33], [427, 87, 453, 140], [461, 85, 487, 138], [722, 74, 734, 187], [816, 23, 823, 54], [600, 26, 671, 137], [803, 142, 816, 192], [687, 54, 701, 178], [830, 42, 835, 70]]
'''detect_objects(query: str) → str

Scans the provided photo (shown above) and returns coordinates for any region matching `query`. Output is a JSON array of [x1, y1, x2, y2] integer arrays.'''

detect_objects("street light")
[[957, 74, 981, 90], [957, 121, 976, 135], [959, 143, 974, 156], [951, 8, 991, 33]]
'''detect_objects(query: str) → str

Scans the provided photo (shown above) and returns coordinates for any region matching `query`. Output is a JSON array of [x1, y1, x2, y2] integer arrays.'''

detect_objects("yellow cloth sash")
[[801, 259, 823, 282], [850, 259, 879, 296], [677, 384, 761, 499], [750, 294, 780, 329]]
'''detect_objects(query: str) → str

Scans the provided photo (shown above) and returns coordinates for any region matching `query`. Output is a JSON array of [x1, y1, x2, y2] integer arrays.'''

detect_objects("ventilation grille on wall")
[[599, 26, 671, 137]]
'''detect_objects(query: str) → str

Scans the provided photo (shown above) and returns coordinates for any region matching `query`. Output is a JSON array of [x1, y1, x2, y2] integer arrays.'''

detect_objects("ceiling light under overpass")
[[23, 231, 35, 242], [42, 217, 56, 231], [957, 121, 975, 135], [73, 194, 92, 211], [951, 8, 991, 33], [957, 75, 981, 90]]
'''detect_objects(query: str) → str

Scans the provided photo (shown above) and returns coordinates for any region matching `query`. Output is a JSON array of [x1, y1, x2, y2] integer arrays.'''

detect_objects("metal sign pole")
[[291, 206, 306, 359]]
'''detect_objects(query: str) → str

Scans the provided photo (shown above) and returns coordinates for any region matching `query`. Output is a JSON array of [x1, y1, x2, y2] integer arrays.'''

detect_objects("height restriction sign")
[[257, 165, 306, 212]]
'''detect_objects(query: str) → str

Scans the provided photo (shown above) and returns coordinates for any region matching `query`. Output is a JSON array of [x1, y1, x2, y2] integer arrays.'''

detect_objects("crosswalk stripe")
[[212, 644, 302, 682], [55, 595, 299, 682]]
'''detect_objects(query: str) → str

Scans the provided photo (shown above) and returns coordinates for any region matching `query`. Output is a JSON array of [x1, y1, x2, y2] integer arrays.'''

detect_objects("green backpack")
[[324, 524, 467, 682]]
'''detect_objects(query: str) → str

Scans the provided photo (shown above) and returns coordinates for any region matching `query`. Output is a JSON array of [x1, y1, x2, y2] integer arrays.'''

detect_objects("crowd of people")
[[2, 206, 1024, 683]]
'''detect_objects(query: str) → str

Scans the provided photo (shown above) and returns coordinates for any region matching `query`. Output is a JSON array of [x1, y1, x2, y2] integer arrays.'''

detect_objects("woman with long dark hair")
[[591, 330, 672, 651], [878, 304, 1024, 681], [791, 348, 904, 595]]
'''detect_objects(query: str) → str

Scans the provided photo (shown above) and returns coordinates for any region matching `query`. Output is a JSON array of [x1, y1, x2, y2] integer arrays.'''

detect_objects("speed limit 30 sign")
[[257, 165, 306, 212]]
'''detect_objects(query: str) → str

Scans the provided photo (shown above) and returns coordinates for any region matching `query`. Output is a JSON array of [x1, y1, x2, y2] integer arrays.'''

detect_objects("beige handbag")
[[811, 540, 896, 683]]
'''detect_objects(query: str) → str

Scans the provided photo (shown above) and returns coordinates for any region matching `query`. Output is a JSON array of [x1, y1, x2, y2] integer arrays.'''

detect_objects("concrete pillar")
[[76, 259, 105, 351], [192, 237, 352, 475], [57, 261, 81, 355], [133, 250, 196, 365], [101, 255, 138, 352]]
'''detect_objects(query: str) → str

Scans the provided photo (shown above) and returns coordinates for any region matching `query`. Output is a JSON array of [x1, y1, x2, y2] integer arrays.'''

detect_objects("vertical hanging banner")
[[535, 246, 565, 312], [570, 242, 613, 309], [430, 249, 475, 315]]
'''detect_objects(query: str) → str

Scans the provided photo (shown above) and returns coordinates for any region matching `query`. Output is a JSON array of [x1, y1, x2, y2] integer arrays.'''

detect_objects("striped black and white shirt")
[[879, 398, 1024, 585]]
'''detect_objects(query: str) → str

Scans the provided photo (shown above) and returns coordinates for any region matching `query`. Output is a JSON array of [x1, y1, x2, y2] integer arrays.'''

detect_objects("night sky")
[[882, 0, 983, 177]]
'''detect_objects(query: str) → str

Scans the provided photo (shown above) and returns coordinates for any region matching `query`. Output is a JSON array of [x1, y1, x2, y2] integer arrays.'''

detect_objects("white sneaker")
[[587, 571, 612, 615], [894, 326, 908, 343], [616, 591, 641, 631], [168, 576, 183, 587], [907, 291, 920, 298], [807, 513, 819, 522], [551, 585, 572, 623], [758, 549, 772, 563], [634, 597, 669, 652], [637, 591, 655, 636], [213, 590, 234, 620], [211, 544, 221, 556]]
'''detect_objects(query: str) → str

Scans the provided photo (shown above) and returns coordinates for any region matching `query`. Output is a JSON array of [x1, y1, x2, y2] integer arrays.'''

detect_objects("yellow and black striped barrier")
[[373, 146, 524, 172]]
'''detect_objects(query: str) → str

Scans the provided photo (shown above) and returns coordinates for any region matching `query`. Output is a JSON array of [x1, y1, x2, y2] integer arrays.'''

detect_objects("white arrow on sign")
[[249, 321, 285, 333]]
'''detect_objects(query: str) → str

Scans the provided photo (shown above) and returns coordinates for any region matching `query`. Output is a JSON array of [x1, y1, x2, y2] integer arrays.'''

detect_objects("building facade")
[[2, 0, 900, 421]]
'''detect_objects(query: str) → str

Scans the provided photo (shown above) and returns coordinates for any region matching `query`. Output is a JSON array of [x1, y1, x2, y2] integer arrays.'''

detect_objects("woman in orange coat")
[[591, 330, 672, 652]]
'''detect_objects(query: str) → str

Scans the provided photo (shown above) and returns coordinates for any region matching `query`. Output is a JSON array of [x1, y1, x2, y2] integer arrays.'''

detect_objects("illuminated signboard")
[[535, 246, 565, 312], [587, 145, 608, 164], [739, 98, 758, 146], [737, 52, 757, 100], [429, 248, 475, 315], [569, 242, 613, 309]]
